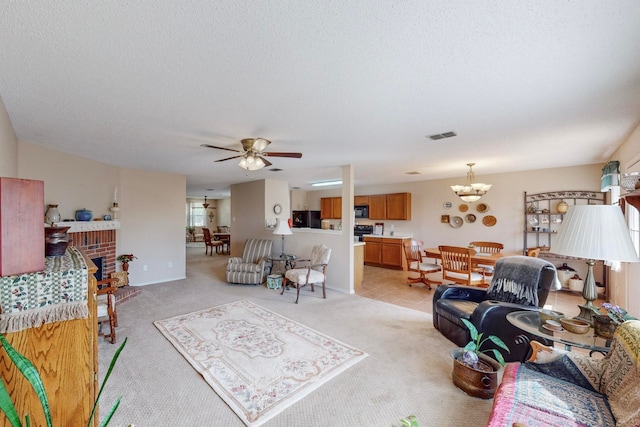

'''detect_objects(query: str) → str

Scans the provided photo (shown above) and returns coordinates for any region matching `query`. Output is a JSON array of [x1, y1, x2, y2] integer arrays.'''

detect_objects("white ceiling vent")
[[428, 131, 457, 140]]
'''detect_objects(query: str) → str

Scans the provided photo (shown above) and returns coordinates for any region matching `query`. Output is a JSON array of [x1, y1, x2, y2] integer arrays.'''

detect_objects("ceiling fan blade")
[[258, 156, 272, 167], [201, 143, 243, 153], [262, 152, 303, 158], [214, 155, 243, 162]]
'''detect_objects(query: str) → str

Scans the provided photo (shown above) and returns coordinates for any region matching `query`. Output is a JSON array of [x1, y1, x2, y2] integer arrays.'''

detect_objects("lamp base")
[[574, 259, 598, 325]]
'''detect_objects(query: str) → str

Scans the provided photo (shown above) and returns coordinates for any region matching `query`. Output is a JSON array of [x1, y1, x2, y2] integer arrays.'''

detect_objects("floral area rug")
[[154, 300, 368, 426]]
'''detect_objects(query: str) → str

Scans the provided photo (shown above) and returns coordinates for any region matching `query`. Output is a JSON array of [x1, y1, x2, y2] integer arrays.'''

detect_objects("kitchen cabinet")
[[363, 236, 409, 270], [354, 195, 369, 205], [0, 177, 45, 276], [386, 192, 411, 220], [366, 193, 411, 220], [320, 197, 342, 219], [368, 195, 387, 219]]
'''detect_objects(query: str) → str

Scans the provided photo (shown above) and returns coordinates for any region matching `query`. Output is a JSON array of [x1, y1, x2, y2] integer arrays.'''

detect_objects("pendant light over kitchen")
[[451, 163, 492, 203]]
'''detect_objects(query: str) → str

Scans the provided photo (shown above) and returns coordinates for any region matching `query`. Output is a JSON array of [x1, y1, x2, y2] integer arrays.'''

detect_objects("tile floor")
[[356, 264, 603, 318]]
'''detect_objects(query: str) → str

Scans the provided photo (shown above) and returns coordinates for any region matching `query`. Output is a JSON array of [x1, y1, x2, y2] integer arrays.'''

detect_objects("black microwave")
[[354, 205, 369, 219]]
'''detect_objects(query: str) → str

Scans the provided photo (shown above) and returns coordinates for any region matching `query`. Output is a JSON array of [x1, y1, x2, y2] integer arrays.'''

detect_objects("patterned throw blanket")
[[0, 246, 89, 333], [489, 320, 640, 427], [486, 256, 560, 306]]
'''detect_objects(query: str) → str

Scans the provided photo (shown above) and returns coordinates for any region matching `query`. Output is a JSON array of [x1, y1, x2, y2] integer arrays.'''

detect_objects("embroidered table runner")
[[0, 246, 89, 333]]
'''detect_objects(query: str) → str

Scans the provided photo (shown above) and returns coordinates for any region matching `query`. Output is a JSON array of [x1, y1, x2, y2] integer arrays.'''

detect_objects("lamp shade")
[[273, 219, 293, 236], [550, 205, 639, 262]]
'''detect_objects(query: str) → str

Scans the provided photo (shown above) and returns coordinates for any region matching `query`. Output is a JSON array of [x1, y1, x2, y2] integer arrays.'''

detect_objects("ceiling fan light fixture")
[[238, 153, 266, 171], [451, 163, 491, 203]]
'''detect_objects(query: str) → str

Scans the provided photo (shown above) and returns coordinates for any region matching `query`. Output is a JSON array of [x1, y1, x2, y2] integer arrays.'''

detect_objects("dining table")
[[423, 247, 505, 266]]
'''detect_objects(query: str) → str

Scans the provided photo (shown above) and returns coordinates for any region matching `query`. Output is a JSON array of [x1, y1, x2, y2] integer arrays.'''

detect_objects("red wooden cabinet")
[[0, 177, 45, 275]]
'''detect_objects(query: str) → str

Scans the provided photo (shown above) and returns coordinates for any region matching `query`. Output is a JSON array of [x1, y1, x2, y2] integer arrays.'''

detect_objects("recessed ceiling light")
[[405, 171, 421, 175]]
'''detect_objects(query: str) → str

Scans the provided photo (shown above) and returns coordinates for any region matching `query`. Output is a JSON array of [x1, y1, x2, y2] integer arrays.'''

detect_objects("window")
[[188, 203, 206, 228]]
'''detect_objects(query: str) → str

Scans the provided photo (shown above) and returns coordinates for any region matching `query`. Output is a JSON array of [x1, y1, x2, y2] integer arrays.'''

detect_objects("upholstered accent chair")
[[282, 244, 331, 303], [226, 239, 273, 285], [433, 256, 559, 362]]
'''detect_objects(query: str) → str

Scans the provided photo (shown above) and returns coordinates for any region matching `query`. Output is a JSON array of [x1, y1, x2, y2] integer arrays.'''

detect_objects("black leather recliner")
[[433, 256, 557, 363]]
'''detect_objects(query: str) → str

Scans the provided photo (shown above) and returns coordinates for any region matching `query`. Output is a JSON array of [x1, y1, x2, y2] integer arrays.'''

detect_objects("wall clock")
[[273, 203, 282, 215]]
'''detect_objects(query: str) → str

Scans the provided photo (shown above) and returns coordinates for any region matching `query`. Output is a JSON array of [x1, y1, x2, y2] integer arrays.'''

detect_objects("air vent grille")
[[428, 131, 457, 140]]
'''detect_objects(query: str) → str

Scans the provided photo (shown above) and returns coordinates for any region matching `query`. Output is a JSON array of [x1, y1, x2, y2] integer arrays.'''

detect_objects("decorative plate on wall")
[[482, 215, 497, 227], [459, 204, 469, 212], [465, 214, 476, 223], [450, 216, 463, 228], [443, 201, 452, 209], [476, 203, 489, 213]]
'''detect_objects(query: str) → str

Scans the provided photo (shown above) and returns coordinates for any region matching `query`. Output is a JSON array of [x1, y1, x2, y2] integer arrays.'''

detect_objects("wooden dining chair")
[[469, 241, 504, 277], [526, 247, 541, 257], [202, 228, 222, 256], [438, 245, 488, 287], [402, 240, 441, 289]]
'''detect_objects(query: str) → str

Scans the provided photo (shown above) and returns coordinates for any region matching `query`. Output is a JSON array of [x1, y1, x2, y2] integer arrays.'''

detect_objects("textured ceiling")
[[2, 1, 640, 198]]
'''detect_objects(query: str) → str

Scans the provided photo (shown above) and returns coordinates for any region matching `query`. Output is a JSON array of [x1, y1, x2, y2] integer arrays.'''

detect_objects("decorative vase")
[[450, 349, 502, 399], [556, 200, 569, 214], [75, 208, 93, 221], [121, 261, 129, 272], [45, 204, 61, 224], [44, 226, 71, 257], [593, 315, 617, 339]]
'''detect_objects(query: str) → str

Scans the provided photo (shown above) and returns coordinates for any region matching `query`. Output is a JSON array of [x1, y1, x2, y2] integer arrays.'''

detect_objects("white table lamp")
[[550, 205, 639, 323], [273, 219, 293, 256]]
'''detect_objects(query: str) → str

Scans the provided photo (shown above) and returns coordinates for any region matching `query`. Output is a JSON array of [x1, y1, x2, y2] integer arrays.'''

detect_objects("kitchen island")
[[363, 234, 412, 270]]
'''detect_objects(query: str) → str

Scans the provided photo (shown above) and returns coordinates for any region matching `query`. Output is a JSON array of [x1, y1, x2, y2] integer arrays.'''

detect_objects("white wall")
[[17, 142, 187, 286], [609, 122, 640, 316], [0, 95, 18, 177]]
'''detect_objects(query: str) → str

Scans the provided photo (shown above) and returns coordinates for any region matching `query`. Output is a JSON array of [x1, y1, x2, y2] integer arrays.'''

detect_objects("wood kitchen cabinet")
[[386, 192, 412, 220], [354, 195, 369, 205], [364, 236, 408, 270], [320, 197, 342, 219], [364, 237, 382, 265], [368, 195, 387, 219]]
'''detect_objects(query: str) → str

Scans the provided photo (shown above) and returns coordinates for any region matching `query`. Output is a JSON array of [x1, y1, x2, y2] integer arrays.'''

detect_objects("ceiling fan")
[[201, 138, 302, 171]]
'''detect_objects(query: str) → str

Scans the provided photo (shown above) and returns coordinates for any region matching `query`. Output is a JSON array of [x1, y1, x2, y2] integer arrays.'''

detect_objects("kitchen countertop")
[[363, 234, 412, 239], [353, 242, 365, 247]]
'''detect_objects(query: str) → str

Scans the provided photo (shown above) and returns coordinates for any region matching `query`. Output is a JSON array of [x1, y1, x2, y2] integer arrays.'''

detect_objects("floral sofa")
[[488, 319, 640, 427]]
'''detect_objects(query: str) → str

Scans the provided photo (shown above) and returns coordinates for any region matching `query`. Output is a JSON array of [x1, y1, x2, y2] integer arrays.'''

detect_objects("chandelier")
[[450, 163, 491, 203], [202, 196, 210, 209], [238, 152, 266, 171]]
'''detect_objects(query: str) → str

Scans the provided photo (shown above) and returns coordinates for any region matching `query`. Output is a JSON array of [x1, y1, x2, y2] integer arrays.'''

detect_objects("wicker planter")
[[450, 349, 503, 399], [593, 315, 617, 339]]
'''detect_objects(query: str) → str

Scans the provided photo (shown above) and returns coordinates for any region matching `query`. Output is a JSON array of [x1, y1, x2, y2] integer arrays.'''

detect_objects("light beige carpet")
[[96, 248, 493, 426], [154, 299, 368, 426]]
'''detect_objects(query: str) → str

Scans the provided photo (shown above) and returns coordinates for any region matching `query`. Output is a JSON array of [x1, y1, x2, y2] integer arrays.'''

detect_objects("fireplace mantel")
[[48, 220, 120, 233]]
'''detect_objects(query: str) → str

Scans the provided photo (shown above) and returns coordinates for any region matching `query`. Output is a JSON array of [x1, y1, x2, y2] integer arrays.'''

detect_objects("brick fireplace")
[[63, 221, 120, 280]]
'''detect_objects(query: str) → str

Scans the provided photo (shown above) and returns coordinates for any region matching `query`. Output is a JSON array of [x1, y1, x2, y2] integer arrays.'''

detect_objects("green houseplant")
[[450, 319, 510, 399], [0, 335, 126, 427]]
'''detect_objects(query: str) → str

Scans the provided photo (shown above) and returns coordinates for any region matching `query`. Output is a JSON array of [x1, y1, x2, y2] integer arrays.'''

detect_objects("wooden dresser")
[[0, 249, 98, 426]]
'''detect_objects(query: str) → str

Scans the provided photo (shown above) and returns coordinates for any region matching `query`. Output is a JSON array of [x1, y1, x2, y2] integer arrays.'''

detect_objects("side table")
[[506, 310, 611, 355], [268, 254, 298, 275]]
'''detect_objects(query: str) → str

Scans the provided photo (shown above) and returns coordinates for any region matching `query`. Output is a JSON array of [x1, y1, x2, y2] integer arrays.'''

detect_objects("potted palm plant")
[[450, 319, 510, 399]]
